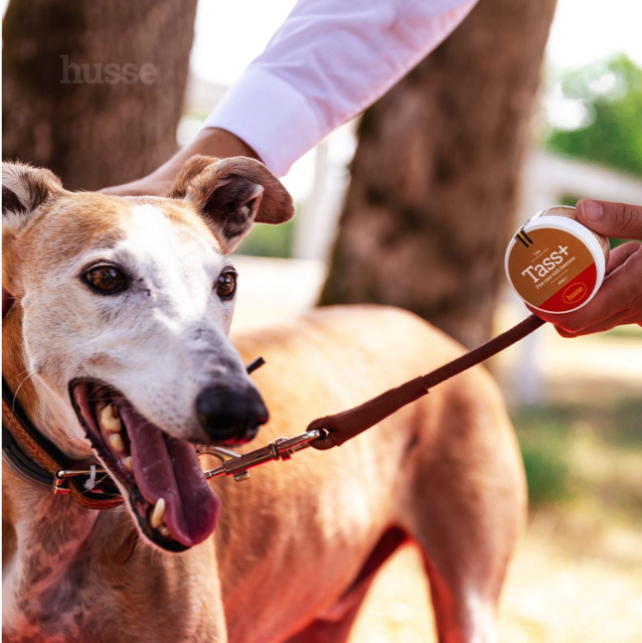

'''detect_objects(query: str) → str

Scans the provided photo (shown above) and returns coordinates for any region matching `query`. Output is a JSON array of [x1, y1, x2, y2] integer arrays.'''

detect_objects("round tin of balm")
[[505, 206, 609, 314]]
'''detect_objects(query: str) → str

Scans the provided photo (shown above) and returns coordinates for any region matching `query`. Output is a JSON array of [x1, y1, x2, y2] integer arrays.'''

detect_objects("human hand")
[[529, 199, 642, 337], [101, 128, 258, 197]]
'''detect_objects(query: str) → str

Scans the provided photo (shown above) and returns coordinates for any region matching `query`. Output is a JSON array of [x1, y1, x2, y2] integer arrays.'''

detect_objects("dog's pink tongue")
[[119, 403, 220, 548]]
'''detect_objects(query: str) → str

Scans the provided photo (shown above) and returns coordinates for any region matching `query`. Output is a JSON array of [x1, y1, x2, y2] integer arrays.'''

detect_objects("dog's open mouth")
[[70, 380, 220, 552]]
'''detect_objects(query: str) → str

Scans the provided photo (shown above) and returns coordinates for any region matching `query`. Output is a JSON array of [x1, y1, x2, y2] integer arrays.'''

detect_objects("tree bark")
[[2, 0, 197, 191], [320, 0, 557, 348]]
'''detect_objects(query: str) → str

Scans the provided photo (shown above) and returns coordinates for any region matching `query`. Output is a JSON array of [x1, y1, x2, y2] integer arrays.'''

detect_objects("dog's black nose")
[[196, 384, 268, 445]]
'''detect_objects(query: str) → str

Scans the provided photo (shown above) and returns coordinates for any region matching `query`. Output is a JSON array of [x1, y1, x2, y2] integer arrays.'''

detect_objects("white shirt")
[[203, 0, 478, 176]]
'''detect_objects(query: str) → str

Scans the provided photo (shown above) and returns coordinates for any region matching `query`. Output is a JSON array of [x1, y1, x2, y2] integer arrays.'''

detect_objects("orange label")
[[507, 228, 597, 311]]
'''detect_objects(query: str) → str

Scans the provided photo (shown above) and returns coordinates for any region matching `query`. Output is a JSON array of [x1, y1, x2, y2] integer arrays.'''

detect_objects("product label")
[[507, 228, 597, 312]]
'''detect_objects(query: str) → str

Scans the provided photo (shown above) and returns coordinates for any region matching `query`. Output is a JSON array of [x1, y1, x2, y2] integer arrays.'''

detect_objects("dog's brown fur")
[[2, 160, 526, 643]]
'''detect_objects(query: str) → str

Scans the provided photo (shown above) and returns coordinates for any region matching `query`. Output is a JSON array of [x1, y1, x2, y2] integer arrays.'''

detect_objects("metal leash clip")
[[197, 428, 328, 482], [50, 429, 326, 494]]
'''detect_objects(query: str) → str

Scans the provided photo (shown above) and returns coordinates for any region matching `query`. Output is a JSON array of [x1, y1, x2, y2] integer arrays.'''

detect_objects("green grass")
[[604, 324, 642, 340], [235, 218, 296, 258], [518, 433, 573, 505], [511, 398, 642, 511]]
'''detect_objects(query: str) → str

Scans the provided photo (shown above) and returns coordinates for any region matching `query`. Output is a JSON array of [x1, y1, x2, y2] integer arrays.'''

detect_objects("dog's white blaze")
[[58, 202, 249, 445], [125, 205, 218, 320]]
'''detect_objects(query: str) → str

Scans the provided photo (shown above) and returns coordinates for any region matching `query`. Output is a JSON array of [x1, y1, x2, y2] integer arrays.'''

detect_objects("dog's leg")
[[407, 489, 510, 643], [420, 553, 498, 643], [283, 588, 368, 643], [402, 392, 526, 643], [284, 527, 406, 643]]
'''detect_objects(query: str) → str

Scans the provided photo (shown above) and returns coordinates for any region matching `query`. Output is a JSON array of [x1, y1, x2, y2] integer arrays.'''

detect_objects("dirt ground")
[[349, 511, 642, 643]]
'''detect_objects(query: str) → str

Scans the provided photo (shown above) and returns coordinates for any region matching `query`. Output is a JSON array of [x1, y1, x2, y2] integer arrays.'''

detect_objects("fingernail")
[[580, 200, 603, 222]]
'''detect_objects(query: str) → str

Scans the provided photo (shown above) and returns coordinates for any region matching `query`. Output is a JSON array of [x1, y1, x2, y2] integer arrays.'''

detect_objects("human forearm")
[[104, 0, 478, 194], [204, 0, 478, 176]]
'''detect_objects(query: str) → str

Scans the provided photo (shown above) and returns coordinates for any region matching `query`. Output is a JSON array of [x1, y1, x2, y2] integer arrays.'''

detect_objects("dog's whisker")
[[86, 384, 120, 402], [86, 384, 112, 397], [14, 367, 32, 380], [10, 371, 37, 416]]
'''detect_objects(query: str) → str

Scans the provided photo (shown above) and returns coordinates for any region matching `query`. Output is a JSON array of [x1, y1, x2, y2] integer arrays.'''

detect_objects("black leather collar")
[[2, 423, 54, 489], [2, 376, 123, 506]]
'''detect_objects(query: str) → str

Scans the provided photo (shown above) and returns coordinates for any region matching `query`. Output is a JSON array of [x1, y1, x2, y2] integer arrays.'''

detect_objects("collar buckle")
[[53, 467, 108, 495]]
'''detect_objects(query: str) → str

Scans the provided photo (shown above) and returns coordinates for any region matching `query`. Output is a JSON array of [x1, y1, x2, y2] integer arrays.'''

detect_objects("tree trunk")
[[2, 0, 197, 191], [320, 0, 557, 348]]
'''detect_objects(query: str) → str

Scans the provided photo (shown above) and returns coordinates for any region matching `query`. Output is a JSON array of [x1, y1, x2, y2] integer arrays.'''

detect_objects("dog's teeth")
[[123, 456, 133, 471], [100, 405, 122, 433], [158, 525, 171, 538], [151, 498, 165, 529], [108, 433, 125, 453]]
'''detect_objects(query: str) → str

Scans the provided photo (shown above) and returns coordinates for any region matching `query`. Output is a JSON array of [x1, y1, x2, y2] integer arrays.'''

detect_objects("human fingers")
[[100, 177, 173, 197], [543, 245, 642, 336], [606, 241, 641, 275], [576, 199, 642, 240]]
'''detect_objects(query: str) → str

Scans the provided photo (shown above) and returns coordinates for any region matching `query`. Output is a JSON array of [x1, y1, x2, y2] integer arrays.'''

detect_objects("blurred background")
[[3, 0, 641, 640]]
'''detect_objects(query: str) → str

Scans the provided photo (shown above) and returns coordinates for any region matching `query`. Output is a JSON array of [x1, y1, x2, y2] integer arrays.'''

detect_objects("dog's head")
[[2, 156, 294, 551]]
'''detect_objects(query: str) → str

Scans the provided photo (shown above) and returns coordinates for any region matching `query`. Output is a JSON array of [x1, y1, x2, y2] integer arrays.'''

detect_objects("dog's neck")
[[3, 460, 164, 640], [2, 467, 100, 627]]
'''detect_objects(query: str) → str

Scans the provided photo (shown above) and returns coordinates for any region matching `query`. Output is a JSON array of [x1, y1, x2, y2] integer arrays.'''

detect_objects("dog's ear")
[[2, 163, 65, 309], [2, 162, 65, 236], [170, 155, 294, 254]]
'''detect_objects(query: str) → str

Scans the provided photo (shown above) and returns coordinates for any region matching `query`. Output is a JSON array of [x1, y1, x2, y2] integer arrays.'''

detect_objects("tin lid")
[[505, 207, 608, 314]]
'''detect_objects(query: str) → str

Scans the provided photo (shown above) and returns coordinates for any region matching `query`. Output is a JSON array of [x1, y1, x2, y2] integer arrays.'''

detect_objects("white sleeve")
[[203, 0, 478, 176]]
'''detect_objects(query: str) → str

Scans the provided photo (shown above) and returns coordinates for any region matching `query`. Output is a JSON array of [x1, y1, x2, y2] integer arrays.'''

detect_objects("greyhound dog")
[[2, 157, 526, 643]]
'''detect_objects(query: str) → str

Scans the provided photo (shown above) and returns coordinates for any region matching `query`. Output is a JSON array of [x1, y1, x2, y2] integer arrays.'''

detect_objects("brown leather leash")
[[197, 314, 548, 484], [307, 314, 546, 450]]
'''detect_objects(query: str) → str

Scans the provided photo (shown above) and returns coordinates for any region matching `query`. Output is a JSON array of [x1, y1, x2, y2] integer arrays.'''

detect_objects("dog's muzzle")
[[196, 384, 268, 445]]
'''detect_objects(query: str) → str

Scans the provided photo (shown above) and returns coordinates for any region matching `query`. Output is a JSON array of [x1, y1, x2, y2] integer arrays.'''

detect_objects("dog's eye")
[[83, 265, 127, 294], [216, 272, 237, 300]]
